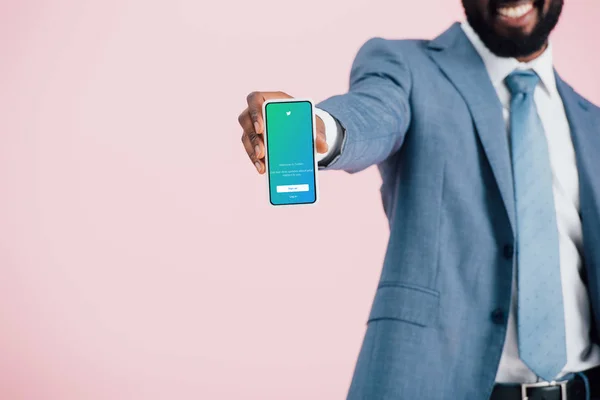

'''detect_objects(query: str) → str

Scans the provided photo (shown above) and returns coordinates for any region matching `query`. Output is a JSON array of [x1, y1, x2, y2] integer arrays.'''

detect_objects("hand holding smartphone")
[[262, 99, 319, 206]]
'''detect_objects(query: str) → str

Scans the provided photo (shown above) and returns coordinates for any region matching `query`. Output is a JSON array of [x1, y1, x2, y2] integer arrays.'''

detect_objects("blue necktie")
[[505, 70, 567, 382]]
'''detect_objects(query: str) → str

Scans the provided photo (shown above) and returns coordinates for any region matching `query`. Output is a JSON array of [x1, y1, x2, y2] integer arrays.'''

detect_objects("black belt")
[[490, 365, 600, 400]]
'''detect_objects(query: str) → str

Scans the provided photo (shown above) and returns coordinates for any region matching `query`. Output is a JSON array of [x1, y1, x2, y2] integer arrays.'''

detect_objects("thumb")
[[315, 116, 328, 154]]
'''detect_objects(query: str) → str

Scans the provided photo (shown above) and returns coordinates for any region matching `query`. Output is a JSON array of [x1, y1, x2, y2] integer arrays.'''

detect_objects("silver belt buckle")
[[521, 380, 568, 400]]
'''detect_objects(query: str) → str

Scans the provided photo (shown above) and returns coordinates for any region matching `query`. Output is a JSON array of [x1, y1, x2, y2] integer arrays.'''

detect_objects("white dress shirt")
[[317, 21, 600, 383]]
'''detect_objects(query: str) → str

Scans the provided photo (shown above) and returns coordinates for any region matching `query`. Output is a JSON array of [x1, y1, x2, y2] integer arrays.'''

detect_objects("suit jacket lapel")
[[556, 74, 600, 307], [426, 23, 516, 235]]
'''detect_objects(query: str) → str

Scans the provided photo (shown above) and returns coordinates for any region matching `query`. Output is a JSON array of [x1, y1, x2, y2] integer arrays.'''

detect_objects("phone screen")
[[264, 100, 317, 206]]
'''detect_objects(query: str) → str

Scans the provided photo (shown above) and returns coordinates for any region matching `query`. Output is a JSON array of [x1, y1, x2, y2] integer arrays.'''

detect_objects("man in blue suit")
[[238, 0, 600, 398]]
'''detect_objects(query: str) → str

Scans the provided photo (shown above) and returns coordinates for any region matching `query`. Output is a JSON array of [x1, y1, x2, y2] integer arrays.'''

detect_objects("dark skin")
[[238, 92, 327, 174], [239, 0, 555, 173], [464, 0, 554, 62]]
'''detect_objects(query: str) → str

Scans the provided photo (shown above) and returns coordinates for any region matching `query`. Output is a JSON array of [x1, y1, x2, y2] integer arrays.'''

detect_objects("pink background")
[[0, 1, 599, 399]]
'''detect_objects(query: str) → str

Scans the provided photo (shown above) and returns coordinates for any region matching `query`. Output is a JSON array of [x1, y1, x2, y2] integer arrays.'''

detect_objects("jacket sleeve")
[[316, 37, 413, 173]]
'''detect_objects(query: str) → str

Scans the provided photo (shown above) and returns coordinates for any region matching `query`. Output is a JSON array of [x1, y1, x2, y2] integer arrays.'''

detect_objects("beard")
[[463, 0, 564, 58]]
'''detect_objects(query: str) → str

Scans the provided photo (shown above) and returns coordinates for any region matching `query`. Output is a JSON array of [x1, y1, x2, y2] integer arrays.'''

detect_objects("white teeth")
[[498, 2, 534, 19]]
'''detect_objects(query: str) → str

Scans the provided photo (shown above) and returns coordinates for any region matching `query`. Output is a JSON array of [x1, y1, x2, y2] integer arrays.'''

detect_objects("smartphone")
[[263, 98, 318, 206]]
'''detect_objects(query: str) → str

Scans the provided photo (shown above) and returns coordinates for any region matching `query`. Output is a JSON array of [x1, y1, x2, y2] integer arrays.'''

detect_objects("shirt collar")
[[460, 20, 557, 97]]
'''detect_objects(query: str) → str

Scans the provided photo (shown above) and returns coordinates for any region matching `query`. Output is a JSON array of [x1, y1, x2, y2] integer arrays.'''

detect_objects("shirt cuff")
[[315, 107, 344, 167]]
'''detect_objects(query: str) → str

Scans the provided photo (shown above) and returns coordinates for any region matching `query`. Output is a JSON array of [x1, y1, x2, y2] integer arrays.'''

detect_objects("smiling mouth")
[[491, 0, 543, 28], [497, 1, 534, 18]]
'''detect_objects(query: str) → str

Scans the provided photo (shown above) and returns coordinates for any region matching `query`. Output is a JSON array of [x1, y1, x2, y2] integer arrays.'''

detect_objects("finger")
[[237, 108, 249, 129], [251, 133, 265, 160], [315, 115, 328, 154], [316, 130, 328, 154], [246, 91, 290, 134], [242, 133, 264, 173], [239, 109, 265, 159]]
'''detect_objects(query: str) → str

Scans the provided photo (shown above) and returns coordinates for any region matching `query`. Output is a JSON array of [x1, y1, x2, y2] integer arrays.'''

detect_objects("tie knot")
[[505, 70, 540, 95]]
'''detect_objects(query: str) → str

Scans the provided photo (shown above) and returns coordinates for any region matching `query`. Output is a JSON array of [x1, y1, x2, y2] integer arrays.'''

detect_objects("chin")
[[464, 0, 563, 59], [492, 0, 543, 36]]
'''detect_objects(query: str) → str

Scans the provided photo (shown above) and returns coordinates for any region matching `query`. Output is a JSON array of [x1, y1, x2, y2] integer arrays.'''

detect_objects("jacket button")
[[503, 244, 514, 259], [491, 309, 506, 325]]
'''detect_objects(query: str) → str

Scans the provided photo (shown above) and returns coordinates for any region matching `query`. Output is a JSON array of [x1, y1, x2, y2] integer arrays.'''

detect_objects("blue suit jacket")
[[317, 23, 600, 399]]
